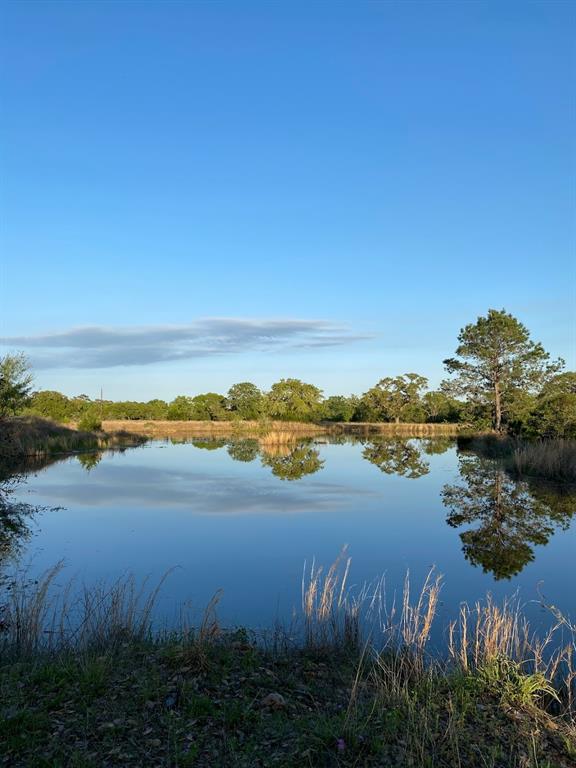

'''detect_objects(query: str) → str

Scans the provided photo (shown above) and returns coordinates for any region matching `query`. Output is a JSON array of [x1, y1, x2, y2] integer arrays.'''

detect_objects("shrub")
[[78, 411, 102, 432]]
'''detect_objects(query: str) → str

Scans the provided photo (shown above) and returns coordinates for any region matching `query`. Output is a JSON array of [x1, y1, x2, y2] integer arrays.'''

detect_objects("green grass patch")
[[1, 638, 574, 767]]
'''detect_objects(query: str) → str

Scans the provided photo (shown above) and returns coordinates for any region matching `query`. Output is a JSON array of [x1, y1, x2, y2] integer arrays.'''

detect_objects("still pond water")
[[5, 436, 576, 637]]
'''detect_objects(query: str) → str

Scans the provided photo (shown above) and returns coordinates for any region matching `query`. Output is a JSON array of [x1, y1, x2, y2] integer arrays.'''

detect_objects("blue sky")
[[1, 0, 574, 401]]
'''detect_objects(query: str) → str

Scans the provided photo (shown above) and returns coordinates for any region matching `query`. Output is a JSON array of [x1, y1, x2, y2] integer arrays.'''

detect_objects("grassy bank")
[[1, 560, 575, 767], [510, 439, 576, 484], [102, 419, 462, 439], [0, 416, 147, 464], [458, 434, 576, 484]]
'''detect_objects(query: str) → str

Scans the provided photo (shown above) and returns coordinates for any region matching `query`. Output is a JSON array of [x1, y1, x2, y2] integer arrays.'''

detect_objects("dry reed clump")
[[447, 594, 532, 672], [0, 563, 175, 658], [301, 547, 356, 648], [448, 595, 576, 714], [301, 549, 442, 660], [511, 439, 576, 483], [302, 552, 576, 719], [259, 430, 309, 447], [457, 434, 576, 483], [259, 443, 295, 458]]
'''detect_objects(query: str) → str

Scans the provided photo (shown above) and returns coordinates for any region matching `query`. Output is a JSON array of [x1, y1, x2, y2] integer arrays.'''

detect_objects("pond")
[[2, 436, 576, 638]]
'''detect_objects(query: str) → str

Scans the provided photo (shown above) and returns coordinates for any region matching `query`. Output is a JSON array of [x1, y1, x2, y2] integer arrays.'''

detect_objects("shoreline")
[[1, 562, 574, 766], [100, 419, 463, 438]]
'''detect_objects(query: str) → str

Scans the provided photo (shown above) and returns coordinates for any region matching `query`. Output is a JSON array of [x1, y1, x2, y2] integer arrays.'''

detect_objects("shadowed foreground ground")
[[1, 559, 575, 767], [1, 636, 575, 768]]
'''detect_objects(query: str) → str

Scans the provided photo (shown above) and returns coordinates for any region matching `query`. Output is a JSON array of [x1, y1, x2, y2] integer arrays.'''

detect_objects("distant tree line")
[[2, 309, 575, 438], [18, 377, 466, 426]]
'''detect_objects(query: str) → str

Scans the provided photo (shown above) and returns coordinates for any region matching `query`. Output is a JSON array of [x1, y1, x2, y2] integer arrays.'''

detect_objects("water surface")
[[4, 437, 576, 635]]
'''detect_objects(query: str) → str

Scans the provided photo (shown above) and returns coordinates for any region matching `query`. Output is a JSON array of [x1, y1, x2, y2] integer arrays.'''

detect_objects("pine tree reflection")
[[443, 455, 575, 579]]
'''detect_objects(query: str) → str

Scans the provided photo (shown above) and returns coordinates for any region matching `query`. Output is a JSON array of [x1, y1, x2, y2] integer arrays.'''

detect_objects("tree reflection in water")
[[260, 442, 324, 481], [226, 439, 260, 463], [191, 439, 228, 451], [421, 437, 455, 456], [0, 478, 37, 565], [76, 452, 104, 472], [443, 455, 575, 579], [362, 438, 430, 479]]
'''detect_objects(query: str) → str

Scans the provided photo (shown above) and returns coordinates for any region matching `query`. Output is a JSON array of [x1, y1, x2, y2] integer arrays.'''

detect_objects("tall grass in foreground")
[[2, 563, 575, 768], [2, 553, 575, 720], [0, 563, 174, 657], [301, 552, 576, 719]]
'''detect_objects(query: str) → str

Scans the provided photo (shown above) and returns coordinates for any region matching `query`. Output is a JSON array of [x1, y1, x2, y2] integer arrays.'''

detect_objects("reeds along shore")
[[510, 438, 576, 483], [101, 419, 462, 438], [458, 434, 576, 484], [0, 416, 145, 462], [0, 555, 575, 767]]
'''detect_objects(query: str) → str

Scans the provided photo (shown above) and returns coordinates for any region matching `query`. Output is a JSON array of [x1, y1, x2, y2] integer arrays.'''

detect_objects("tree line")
[[1, 309, 575, 438]]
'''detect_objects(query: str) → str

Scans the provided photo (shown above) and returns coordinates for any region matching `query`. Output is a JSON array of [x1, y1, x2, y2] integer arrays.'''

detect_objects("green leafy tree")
[[77, 410, 102, 432], [528, 372, 576, 438], [167, 396, 194, 420], [443, 309, 563, 433], [69, 395, 93, 421], [321, 395, 359, 422], [27, 390, 72, 422], [226, 382, 263, 420], [146, 399, 169, 420], [190, 393, 228, 421], [191, 439, 228, 450], [421, 437, 455, 455], [359, 374, 428, 423], [422, 390, 462, 423], [0, 353, 34, 418], [0, 480, 37, 561], [362, 438, 430, 478], [76, 452, 103, 471], [264, 379, 323, 422], [502, 388, 537, 435]]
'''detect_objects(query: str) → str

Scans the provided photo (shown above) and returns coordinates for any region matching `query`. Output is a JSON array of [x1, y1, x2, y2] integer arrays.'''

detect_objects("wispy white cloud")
[[3, 318, 371, 369]]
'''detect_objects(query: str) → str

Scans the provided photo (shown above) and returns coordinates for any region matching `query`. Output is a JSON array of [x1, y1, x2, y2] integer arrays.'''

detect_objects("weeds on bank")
[[511, 439, 576, 484], [1, 553, 575, 766], [458, 434, 576, 484], [0, 416, 146, 465]]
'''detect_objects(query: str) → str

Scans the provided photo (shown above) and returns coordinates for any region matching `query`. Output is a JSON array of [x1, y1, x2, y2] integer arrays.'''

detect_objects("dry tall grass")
[[259, 430, 310, 447], [511, 439, 576, 483], [102, 419, 461, 439], [2, 552, 575, 720], [0, 416, 146, 462], [101, 419, 325, 439], [457, 434, 576, 483], [301, 552, 576, 718], [0, 563, 174, 657], [0, 417, 99, 459]]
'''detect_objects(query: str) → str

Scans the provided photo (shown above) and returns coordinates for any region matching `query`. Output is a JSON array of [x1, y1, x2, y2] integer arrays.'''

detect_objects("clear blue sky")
[[1, 0, 574, 401]]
